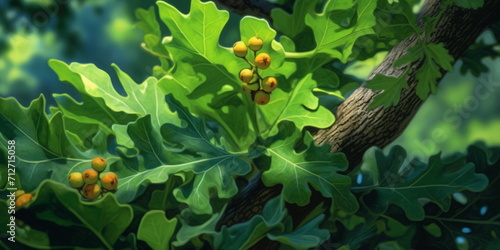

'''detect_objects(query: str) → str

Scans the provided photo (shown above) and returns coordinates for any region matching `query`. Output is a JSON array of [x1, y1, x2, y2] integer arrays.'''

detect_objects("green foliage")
[[1, 0, 498, 249], [0, 180, 133, 249], [326, 144, 496, 249], [368, 42, 454, 108], [454, 0, 485, 9], [260, 123, 357, 211], [366, 74, 409, 109], [137, 210, 177, 250], [356, 146, 488, 221]]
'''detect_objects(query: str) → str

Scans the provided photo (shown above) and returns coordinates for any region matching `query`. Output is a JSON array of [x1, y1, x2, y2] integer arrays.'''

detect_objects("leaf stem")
[[140, 43, 170, 59], [425, 216, 500, 226], [284, 49, 316, 59], [249, 100, 261, 138]]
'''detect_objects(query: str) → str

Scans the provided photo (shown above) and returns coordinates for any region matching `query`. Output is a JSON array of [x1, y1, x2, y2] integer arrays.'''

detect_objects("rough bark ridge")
[[314, 0, 500, 168], [213, 0, 500, 248]]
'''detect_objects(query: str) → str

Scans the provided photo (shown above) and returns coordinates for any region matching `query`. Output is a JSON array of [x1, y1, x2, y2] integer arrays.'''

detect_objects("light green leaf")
[[305, 0, 377, 62], [137, 210, 177, 250], [261, 123, 358, 212], [366, 74, 409, 109], [259, 74, 336, 138], [156, 0, 255, 151], [49, 60, 182, 131]]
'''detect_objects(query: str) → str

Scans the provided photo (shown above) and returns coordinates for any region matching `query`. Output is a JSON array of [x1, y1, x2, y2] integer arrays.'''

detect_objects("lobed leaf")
[[366, 74, 409, 109], [0, 96, 111, 192], [305, 0, 377, 62], [0, 180, 133, 249], [261, 123, 358, 212], [356, 146, 488, 221], [137, 210, 177, 250]]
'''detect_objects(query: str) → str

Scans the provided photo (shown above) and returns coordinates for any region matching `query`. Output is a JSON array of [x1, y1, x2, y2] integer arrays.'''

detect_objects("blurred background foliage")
[[0, 0, 498, 160]]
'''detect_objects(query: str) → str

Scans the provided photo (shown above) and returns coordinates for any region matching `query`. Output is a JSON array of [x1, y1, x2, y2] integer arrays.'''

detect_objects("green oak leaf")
[[271, 0, 318, 39], [454, 0, 484, 9], [415, 43, 454, 99], [367, 74, 409, 109], [137, 210, 177, 250], [357, 146, 488, 221], [259, 73, 336, 138], [49, 60, 182, 131], [135, 6, 172, 74], [416, 144, 500, 249], [113, 113, 251, 208], [156, 0, 254, 151], [415, 59, 441, 99], [268, 214, 330, 250], [392, 43, 453, 101], [0, 96, 112, 192], [213, 194, 287, 249], [261, 123, 358, 212], [305, 0, 377, 62], [0, 180, 133, 249]]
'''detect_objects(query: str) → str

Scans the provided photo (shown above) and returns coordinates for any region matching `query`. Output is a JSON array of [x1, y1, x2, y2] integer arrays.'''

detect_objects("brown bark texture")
[[214, 0, 500, 248]]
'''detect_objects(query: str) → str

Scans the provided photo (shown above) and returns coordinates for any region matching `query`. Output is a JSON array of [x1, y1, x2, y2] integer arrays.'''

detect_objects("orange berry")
[[82, 169, 99, 184], [82, 184, 101, 200], [262, 77, 278, 92], [254, 53, 271, 69], [91, 157, 107, 172], [101, 172, 118, 191], [254, 90, 270, 105], [16, 193, 33, 208]]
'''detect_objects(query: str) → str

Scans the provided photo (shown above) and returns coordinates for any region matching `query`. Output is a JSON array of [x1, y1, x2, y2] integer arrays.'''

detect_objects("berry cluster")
[[233, 36, 278, 105], [67, 157, 118, 200]]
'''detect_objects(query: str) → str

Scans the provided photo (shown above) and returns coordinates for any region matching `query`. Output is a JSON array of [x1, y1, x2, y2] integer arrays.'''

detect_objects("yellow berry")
[[82, 184, 101, 200], [262, 77, 278, 92], [239, 69, 254, 83], [254, 90, 270, 105], [82, 169, 99, 184], [68, 172, 85, 188], [254, 53, 271, 69], [91, 157, 107, 172], [233, 41, 248, 58], [248, 36, 263, 51], [101, 172, 118, 191], [15, 190, 25, 197], [243, 82, 259, 93], [16, 193, 33, 208]]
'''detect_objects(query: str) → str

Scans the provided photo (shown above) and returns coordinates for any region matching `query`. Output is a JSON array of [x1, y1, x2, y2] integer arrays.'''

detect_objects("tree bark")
[[314, 0, 500, 168], [215, 0, 500, 248]]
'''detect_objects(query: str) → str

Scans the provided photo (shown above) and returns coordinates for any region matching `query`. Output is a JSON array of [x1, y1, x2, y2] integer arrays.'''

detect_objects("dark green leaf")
[[357, 146, 488, 221], [366, 74, 409, 109], [261, 123, 357, 212]]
